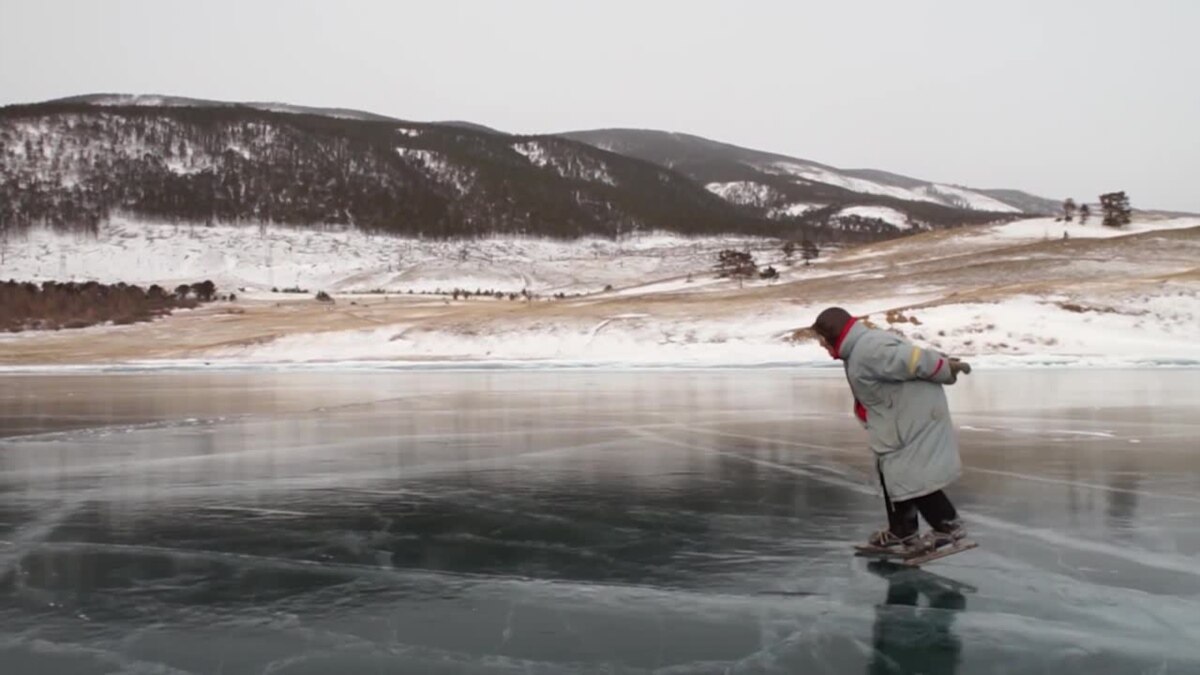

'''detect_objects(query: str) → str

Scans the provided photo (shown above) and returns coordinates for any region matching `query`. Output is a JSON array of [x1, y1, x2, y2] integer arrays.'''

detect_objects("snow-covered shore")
[[2, 216, 1197, 370]]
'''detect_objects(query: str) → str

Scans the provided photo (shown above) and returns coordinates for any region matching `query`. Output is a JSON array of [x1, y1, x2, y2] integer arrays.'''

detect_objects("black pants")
[[878, 461, 958, 539]]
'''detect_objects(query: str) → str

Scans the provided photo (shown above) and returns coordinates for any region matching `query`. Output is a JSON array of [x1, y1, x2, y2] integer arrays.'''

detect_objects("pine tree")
[[1099, 192, 1132, 228], [782, 240, 797, 263], [801, 239, 820, 266], [195, 280, 216, 302], [1078, 203, 1091, 225], [715, 249, 757, 282]]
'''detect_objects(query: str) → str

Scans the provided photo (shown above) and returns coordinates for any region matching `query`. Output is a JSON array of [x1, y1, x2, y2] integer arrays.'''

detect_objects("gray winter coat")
[[838, 320, 962, 501]]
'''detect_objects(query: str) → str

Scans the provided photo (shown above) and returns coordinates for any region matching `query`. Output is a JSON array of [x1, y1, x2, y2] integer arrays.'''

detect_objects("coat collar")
[[836, 319, 867, 360]]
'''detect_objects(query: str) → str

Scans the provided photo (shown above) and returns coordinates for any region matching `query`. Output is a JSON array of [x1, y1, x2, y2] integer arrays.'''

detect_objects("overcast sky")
[[2, 0, 1197, 210]]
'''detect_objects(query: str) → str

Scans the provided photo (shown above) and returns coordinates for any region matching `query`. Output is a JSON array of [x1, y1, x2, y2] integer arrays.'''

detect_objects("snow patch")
[[977, 217, 1200, 243], [185, 288, 1200, 369], [704, 181, 780, 208], [512, 141, 551, 168], [759, 161, 1023, 213], [0, 219, 781, 295], [768, 202, 823, 219], [763, 161, 939, 204], [397, 147, 474, 195], [876, 292, 1200, 363], [164, 158, 212, 175], [203, 309, 834, 367], [923, 184, 1021, 213], [836, 206, 912, 229], [225, 144, 251, 160], [511, 141, 616, 185]]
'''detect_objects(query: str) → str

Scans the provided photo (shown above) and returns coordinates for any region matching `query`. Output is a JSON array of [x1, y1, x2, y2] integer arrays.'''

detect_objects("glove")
[[949, 358, 971, 376]]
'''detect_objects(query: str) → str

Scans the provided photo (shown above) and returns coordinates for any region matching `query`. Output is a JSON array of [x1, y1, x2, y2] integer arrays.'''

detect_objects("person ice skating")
[[811, 307, 971, 553]]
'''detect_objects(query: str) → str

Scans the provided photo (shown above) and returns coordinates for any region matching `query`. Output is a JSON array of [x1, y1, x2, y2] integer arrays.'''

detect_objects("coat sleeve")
[[867, 337, 957, 385]]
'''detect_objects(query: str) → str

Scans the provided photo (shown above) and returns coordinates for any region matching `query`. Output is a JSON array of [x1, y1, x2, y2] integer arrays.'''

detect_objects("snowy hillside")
[[3, 95, 1053, 246], [0, 100, 771, 239], [562, 129, 1046, 228], [761, 161, 1021, 213]]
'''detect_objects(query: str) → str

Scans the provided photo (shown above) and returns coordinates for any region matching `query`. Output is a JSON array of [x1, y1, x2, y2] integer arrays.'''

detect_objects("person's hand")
[[949, 358, 971, 376]]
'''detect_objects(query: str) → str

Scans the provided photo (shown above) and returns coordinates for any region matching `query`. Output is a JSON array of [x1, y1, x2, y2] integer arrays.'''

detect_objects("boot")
[[867, 528, 926, 553], [924, 519, 967, 549]]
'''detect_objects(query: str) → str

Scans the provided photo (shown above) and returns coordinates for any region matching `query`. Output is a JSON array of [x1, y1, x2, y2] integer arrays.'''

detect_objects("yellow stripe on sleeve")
[[908, 347, 923, 375]]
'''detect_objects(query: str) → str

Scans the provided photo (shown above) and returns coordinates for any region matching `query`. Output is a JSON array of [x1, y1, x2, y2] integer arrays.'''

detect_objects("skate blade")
[[854, 540, 978, 567]]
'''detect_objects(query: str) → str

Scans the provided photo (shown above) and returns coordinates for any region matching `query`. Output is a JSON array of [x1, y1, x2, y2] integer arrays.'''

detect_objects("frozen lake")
[[1, 369, 1198, 674]]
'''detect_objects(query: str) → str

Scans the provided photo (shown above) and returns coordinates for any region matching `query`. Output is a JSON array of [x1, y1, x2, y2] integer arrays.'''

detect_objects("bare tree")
[[1062, 198, 1077, 222]]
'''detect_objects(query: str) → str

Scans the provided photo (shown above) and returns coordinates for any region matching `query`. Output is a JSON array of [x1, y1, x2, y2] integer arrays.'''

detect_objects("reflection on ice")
[[1, 370, 1198, 673], [867, 562, 967, 675]]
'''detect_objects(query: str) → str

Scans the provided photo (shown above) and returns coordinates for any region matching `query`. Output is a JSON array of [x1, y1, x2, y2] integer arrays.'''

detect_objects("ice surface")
[[1, 370, 1198, 673]]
